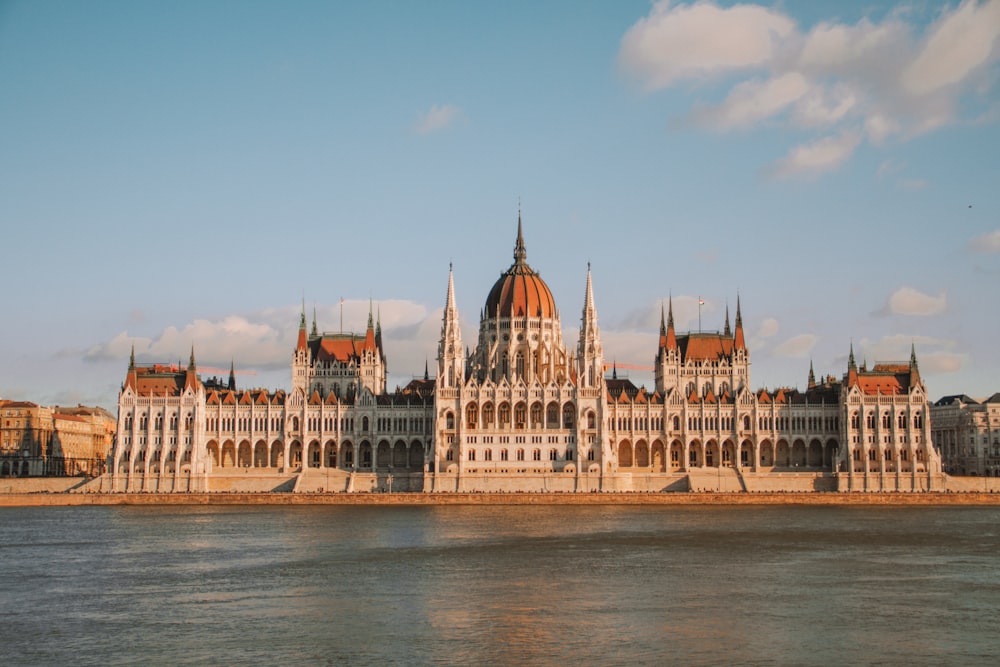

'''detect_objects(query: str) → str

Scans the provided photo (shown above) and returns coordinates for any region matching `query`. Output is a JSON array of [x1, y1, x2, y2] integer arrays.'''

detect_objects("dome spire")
[[514, 209, 526, 265]]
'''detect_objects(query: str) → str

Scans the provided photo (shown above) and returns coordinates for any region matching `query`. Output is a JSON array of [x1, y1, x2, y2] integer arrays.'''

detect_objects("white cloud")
[[790, 82, 857, 127], [772, 334, 817, 358], [880, 287, 947, 316], [413, 104, 463, 135], [756, 318, 779, 338], [858, 333, 965, 373], [689, 73, 810, 130], [901, 0, 1000, 96], [864, 112, 902, 144], [82, 300, 438, 384], [798, 17, 906, 73], [619, 0, 1000, 174], [618, 295, 709, 332], [876, 157, 906, 179], [767, 131, 861, 179], [921, 352, 965, 374], [968, 229, 1000, 253], [618, 1, 795, 89]]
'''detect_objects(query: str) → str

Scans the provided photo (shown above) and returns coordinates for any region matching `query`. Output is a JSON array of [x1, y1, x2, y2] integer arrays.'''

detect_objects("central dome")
[[484, 218, 557, 319]]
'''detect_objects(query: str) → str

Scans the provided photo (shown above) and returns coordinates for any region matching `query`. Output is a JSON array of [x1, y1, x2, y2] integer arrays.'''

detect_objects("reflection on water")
[[1, 505, 999, 666]]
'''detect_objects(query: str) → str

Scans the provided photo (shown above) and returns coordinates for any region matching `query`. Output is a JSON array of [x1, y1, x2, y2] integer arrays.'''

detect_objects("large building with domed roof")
[[108, 216, 942, 493]]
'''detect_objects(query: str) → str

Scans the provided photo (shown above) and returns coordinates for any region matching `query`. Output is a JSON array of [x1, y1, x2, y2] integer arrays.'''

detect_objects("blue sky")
[[1, 0, 998, 410]]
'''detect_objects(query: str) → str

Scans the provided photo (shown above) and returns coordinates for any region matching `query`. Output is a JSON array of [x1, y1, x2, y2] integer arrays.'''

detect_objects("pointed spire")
[[514, 209, 527, 266], [808, 360, 816, 389], [296, 299, 308, 351], [848, 341, 857, 370], [129, 344, 135, 370], [583, 262, 596, 313], [910, 341, 919, 370], [311, 306, 318, 336], [184, 344, 199, 392], [733, 294, 746, 350], [445, 263, 457, 312], [659, 302, 667, 337], [612, 361, 618, 380], [665, 296, 677, 350], [424, 359, 429, 381], [724, 303, 731, 337], [228, 359, 236, 391], [365, 299, 375, 349]]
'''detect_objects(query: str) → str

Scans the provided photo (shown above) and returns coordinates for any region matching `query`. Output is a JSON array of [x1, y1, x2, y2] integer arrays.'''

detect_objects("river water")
[[1, 504, 999, 666]]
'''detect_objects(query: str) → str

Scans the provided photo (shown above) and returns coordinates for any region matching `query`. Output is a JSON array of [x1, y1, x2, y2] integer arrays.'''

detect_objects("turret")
[[576, 263, 604, 388], [733, 295, 746, 351], [438, 264, 464, 388]]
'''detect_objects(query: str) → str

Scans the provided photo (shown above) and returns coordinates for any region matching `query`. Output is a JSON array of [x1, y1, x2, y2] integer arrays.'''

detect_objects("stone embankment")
[[3, 491, 1000, 507]]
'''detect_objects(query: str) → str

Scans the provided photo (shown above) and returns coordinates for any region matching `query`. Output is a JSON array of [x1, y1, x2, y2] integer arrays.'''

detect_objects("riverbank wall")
[[3, 490, 1000, 507]]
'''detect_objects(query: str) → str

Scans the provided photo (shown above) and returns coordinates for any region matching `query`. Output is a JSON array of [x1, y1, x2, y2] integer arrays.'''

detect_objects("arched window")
[[466, 404, 478, 428], [562, 403, 575, 429], [498, 403, 511, 426], [587, 411, 596, 429], [672, 415, 680, 430], [445, 412, 454, 430], [516, 448, 525, 461], [515, 403, 527, 429], [482, 403, 494, 426], [468, 449, 476, 462], [531, 403, 543, 427], [546, 403, 559, 428], [533, 449, 541, 461], [549, 449, 558, 461], [851, 412, 859, 429], [500, 449, 508, 461], [484, 449, 492, 461], [515, 352, 525, 378]]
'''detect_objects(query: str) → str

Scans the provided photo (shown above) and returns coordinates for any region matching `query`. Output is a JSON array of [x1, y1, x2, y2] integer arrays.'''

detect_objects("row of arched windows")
[[850, 411, 923, 430], [454, 401, 580, 430]]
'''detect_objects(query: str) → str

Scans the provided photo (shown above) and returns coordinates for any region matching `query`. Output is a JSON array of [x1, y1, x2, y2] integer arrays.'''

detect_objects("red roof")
[[677, 333, 735, 362], [311, 335, 375, 362]]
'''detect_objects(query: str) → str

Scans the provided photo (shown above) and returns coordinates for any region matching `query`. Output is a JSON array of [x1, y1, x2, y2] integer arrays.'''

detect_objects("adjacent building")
[[932, 393, 1000, 476], [1, 401, 114, 477]]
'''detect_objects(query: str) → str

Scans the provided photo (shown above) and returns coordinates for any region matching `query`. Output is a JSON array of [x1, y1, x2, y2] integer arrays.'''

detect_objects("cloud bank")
[[619, 0, 1000, 177]]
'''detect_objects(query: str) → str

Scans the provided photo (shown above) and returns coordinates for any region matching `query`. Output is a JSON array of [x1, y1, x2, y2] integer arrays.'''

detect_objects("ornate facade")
[[110, 217, 942, 493]]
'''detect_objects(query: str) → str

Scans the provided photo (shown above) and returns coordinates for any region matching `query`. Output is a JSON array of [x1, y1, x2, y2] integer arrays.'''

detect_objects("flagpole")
[[698, 296, 702, 333]]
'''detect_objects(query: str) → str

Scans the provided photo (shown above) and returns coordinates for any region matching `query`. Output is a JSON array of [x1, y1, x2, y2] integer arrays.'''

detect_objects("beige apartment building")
[[932, 394, 1000, 476], [1, 400, 115, 477]]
